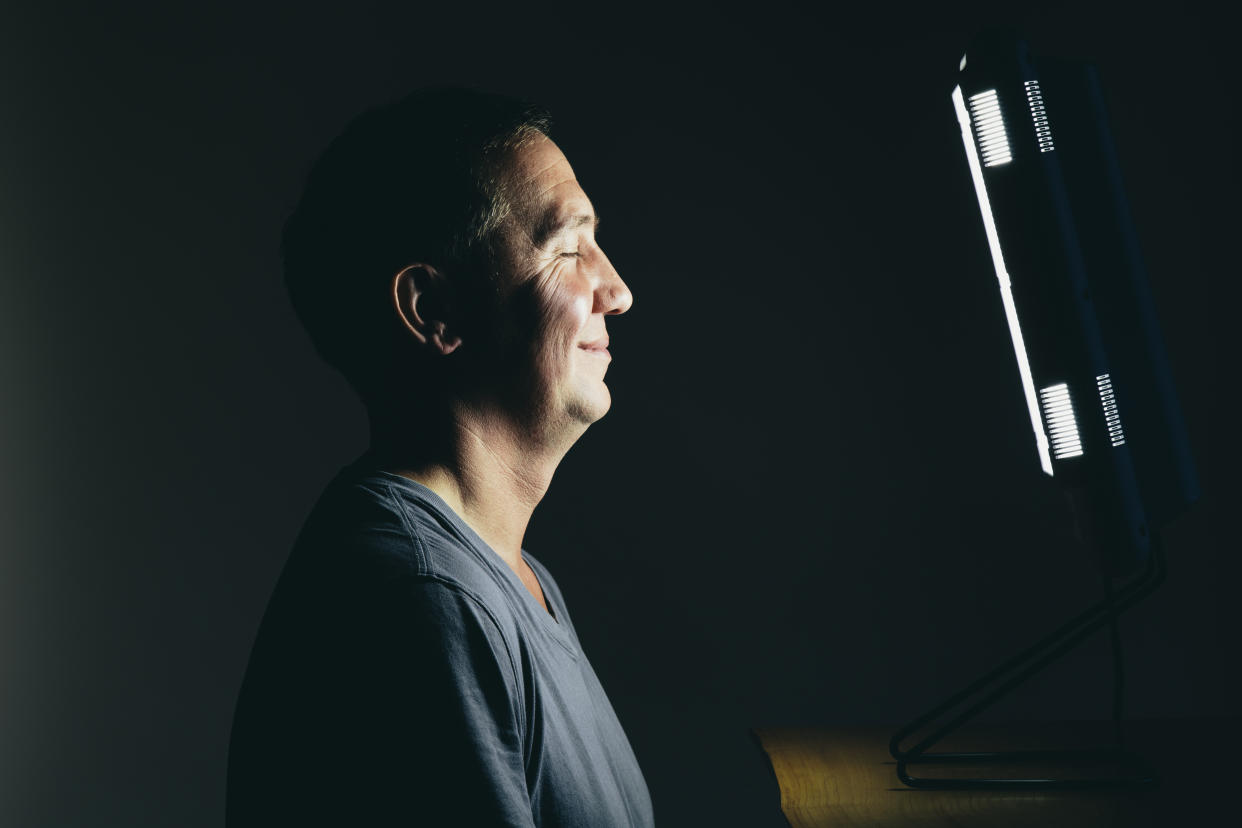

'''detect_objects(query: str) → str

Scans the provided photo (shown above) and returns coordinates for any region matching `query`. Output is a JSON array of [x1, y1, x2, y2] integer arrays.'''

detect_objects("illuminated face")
[[486, 135, 633, 435]]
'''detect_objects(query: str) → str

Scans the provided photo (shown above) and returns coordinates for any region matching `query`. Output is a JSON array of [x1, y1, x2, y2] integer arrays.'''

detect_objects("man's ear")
[[392, 263, 463, 355]]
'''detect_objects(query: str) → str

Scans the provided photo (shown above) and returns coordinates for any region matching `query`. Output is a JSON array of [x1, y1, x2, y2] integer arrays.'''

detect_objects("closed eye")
[[559, 251, 581, 258]]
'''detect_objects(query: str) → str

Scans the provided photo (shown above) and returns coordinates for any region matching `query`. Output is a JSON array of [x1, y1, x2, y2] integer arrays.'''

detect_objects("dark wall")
[[3, 2, 1237, 825]]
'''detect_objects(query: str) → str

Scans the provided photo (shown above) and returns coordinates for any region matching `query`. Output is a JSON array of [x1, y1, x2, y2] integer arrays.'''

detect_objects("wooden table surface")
[[752, 719, 1238, 827]]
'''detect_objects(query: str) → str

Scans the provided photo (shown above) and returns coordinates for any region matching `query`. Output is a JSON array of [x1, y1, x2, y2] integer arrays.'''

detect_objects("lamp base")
[[889, 534, 1165, 790]]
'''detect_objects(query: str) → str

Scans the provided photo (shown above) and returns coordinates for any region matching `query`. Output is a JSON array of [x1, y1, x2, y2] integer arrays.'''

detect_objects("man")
[[227, 88, 653, 827]]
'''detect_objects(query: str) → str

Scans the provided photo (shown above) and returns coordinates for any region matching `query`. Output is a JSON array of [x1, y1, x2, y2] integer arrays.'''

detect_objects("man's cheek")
[[570, 290, 591, 329], [549, 274, 592, 334], [539, 279, 587, 340]]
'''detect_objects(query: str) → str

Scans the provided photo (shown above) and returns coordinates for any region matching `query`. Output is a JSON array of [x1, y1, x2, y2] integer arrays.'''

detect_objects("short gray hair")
[[281, 87, 552, 406]]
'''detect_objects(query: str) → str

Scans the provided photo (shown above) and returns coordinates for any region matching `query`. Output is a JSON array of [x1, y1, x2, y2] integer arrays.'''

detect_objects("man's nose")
[[595, 256, 633, 315]]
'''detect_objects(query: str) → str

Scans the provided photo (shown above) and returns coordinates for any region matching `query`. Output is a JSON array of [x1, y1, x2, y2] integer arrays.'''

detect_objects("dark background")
[[2, 1, 1237, 825]]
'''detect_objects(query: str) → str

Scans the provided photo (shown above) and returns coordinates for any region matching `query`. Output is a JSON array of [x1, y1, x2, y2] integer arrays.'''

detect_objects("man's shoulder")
[[298, 465, 522, 628]]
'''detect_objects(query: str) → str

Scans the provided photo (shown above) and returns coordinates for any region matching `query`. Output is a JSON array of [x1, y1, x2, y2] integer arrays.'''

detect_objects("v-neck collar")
[[355, 465, 577, 654]]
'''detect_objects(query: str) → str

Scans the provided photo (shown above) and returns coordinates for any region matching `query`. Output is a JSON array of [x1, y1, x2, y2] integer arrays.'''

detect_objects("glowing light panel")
[[1040, 383, 1084, 460], [953, 85, 1054, 475], [1024, 80, 1055, 153], [1097, 373, 1126, 446], [967, 89, 1013, 167]]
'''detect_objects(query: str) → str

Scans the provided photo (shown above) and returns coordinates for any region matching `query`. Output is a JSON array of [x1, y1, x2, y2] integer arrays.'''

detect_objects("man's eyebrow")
[[530, 211, 601, 248]]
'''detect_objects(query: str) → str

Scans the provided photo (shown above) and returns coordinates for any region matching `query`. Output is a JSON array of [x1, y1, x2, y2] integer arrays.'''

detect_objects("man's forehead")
[[506, 136, 597, 242], [508, 134, 574, 188], [514, 148, 588, 212]]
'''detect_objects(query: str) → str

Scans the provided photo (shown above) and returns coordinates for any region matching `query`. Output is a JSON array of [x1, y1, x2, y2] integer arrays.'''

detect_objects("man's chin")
[[566, 387, 612, 425]]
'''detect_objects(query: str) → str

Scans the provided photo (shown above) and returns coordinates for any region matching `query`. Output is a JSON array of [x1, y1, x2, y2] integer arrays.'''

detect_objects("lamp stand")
[[889, 533, 1164, 789]]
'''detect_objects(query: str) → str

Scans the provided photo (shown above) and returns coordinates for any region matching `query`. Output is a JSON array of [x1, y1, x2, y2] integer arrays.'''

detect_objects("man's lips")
[[578, 337, 610, 357]]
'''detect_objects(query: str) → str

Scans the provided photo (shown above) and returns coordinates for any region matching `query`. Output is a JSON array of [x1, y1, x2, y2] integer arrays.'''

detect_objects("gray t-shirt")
[[227, 459, 654, 827]]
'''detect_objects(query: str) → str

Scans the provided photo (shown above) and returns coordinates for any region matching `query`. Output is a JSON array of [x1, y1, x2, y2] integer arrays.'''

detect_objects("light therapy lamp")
[[889, 30, 1199, 790]]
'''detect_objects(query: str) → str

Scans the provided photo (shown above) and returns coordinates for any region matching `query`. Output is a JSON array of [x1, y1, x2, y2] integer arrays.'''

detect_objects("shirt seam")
[[382, 480, 580, 661], [384, 482, 429, 575], [384, 483, 530, 747], [410, 574, 534, 771]]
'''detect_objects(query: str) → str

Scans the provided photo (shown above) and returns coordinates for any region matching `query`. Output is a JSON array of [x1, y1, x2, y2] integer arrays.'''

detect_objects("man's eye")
[[559, 251, 581, 258]]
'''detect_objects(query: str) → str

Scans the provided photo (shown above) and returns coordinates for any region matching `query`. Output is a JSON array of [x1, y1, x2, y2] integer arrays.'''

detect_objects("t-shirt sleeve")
[[351, 577, 536, 827]]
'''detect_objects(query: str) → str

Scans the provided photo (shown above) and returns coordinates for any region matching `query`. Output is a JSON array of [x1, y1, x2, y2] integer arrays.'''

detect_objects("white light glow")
[[1024, 80, 1055, 153], [967, 89, 1013, 167], [1097, 373, 1126, 446], [952, 85, 1053, 475], [1039, 383, 1084, 460]]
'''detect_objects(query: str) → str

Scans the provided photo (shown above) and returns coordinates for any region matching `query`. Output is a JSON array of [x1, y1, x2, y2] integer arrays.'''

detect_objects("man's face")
[[485, 135, 632, 434]]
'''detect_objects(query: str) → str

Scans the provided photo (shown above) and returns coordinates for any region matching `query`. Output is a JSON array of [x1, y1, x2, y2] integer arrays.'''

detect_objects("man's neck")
[[366, 400, 579, 575]]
